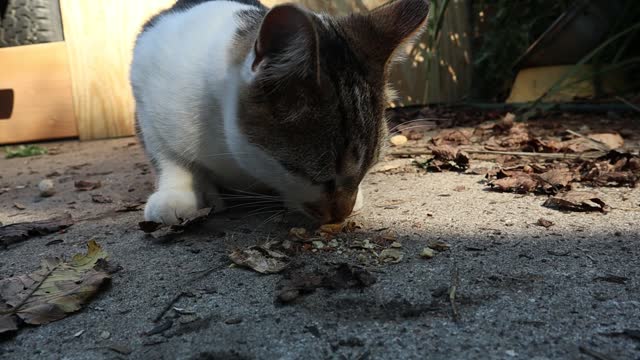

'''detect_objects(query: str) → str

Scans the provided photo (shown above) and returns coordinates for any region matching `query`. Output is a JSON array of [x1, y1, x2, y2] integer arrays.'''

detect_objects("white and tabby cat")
[[131, 0, 429, 225]]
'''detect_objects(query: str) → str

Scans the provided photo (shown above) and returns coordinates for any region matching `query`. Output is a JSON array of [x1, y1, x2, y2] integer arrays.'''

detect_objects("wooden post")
[[59, 0, 177, 140]]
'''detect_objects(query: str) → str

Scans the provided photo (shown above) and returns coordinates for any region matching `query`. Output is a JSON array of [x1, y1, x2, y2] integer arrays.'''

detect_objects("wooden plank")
[[60, 0, 177, 140], [0, 42, 77, 145]]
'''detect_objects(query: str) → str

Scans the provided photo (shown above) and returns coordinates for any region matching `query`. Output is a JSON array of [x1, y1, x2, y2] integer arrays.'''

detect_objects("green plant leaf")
[[4, 145, 48, 159]]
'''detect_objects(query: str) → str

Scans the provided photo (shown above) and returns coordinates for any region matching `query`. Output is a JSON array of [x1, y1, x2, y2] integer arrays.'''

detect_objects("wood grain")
[[0, 42, 77, 145], [60, 0, 177, 140]]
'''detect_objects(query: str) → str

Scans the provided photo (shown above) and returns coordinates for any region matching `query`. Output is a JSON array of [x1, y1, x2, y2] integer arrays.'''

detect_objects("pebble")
[[390, 135, 408, 146], [420, 248, 435, 259], [38, 179, 56, 197], [99, 331, 111, 339]]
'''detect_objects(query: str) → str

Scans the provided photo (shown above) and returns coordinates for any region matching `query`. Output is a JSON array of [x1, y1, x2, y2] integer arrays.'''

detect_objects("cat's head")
[[232, 0, 429, 223]]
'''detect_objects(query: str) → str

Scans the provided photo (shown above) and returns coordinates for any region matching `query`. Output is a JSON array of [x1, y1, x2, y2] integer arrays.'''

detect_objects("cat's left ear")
[[252, 4, 320, 83]]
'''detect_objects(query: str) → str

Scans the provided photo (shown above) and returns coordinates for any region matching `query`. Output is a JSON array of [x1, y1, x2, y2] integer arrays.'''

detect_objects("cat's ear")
[[252, 4, 320, 83], [341, 0, 429, 68]]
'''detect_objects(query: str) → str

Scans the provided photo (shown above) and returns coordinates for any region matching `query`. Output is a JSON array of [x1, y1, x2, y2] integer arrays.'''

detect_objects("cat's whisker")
[[223, 200, 281, 212], [387, 117, 443, 134], [254, 210, 286, 231], [387, 124, 437, 139]]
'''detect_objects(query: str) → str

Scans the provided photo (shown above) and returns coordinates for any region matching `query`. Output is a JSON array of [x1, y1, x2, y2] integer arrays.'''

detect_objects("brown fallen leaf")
[[1, 214, 73, 249], [419, 145, 470, 172], [543, 191, 609, 213], [588, 133, 624, 150], [138, 208, 213, 234], [91, 194, 113, 204], [0, 240, 110, 334], [536, 169, 574, 193], [277, 264, 376, 304], [490, 174, 538, 193], [318, 221, 359, 237], [115, 202, 144, 212], [536, 218, 554, 228], [428, 241, 451, 252], [229, 245, 290, 274], [74, 180, 101, 191], [431, 128, 475, 146]]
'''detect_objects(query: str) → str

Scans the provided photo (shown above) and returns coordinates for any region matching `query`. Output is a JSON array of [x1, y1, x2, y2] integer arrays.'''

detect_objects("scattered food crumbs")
[[390, 135, 408, 146]]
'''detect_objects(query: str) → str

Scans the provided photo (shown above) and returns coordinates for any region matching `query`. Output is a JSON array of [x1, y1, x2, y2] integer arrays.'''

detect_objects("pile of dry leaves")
[[393, 113, 639, 212]]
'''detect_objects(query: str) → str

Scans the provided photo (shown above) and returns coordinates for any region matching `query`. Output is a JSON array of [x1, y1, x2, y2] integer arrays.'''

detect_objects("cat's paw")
[[352, 188, 364, 213], [144, 190, 199, 225]]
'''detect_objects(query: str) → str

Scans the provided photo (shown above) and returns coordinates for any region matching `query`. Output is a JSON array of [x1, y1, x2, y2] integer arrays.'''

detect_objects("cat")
[[131, 0, 429, 225]]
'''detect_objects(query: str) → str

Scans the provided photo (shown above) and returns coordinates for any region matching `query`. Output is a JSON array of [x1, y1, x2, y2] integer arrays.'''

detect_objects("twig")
[[449, 262, 460, 322], [616, 96, 640, 113], [153, 292, 185, 323], [389, 148, 604, 159], [578, 346, 615, 360]]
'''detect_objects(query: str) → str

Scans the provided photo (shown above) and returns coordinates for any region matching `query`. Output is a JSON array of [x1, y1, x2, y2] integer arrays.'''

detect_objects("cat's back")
[[131, 0, 262, 92]]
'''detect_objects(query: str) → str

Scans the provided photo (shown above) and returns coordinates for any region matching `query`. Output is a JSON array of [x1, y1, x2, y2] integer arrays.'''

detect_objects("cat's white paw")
[[352, 188, 364, 213], [144, 190, 199, 225]]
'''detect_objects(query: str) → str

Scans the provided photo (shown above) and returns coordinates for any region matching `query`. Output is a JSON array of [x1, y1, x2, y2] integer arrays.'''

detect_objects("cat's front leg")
[[145, 161, 199, 225]]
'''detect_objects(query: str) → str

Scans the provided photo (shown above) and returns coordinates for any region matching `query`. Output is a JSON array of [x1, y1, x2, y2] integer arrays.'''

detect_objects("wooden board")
[[0, 42, 77, 145], [60, 0, 177, 140]]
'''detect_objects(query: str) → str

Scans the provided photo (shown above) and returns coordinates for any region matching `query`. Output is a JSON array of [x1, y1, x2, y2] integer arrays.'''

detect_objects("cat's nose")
[[304, 191, 356, 224]]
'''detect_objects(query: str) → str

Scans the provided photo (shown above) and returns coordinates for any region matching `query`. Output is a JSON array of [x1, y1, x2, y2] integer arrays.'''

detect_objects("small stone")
[[390, 135, 408, 146], [328, 239, 339, 248], [312, 241, 326, 250], [224, 317, 242, 325], [38, 179, 56, 197], [390, 242, 403, 249], [379, 249, 403, 264], [420, 248, 435, 259], [504, 219, 515, 227], [99, 331, 111, 339]]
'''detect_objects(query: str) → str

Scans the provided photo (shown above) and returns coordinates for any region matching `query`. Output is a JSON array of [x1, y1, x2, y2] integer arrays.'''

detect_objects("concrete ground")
[[0, 137, 639, 360]]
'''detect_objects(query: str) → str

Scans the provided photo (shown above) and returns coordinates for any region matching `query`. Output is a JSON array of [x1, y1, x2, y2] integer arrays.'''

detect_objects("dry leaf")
[[428, 241, 451, 252], [91, 194, 113, 204], [0, 241, 110, 334], [1, 214, 73, 249], [74, 180, 101, 191], [543, 191, 609, 213], [490, 174, 538, 193], [288, 228, 309, 241], [588, 133, 624, 150], [277, 264, 375, 303], [229, 246, 290, 274], [536, 218, 554, 228], [536, 170, 574, 192], [379, 249, 404, 264], [420, 248, 435, 259], [431, 128, 474, 146]]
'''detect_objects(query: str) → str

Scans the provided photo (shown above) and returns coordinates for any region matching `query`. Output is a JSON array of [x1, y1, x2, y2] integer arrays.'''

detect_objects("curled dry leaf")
[[74, 180, 101, 191], [419, 145, 470, 172], [288, 227, 309, 241], [536, 218, 554, 228], [588, 133, 624, 150], [229, 245, 290, 274], [543, 191, 609, 213], [490, 174, 538, 193], [428, 241, 451, 252], [379, 249, 403, 264], [1, 214, 73, 249], [0, 240, 110, 334]]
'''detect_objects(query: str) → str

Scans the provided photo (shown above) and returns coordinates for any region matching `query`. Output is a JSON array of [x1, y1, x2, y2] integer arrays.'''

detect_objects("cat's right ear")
[[252, 4, 320, 84]]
